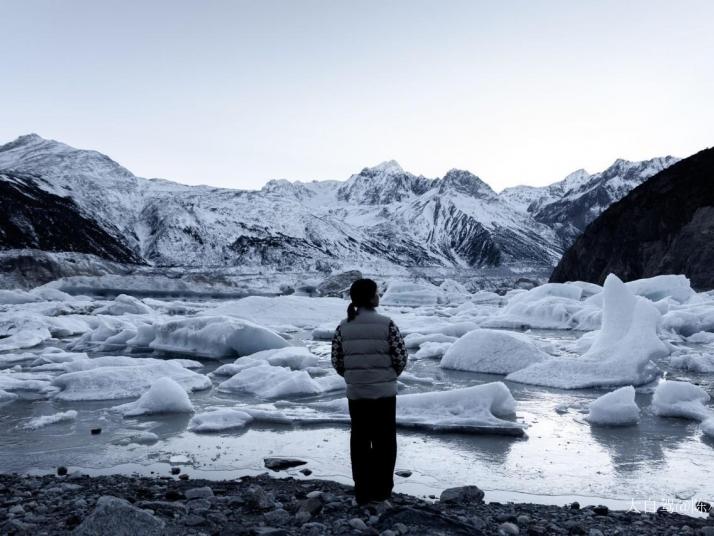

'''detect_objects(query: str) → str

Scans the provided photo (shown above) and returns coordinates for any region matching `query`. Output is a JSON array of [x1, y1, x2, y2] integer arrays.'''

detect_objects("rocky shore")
[[1, 472, 713, 535]]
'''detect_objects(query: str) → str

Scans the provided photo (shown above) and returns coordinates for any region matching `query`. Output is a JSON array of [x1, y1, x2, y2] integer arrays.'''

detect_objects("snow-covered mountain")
[[0, 134, 677, 272]]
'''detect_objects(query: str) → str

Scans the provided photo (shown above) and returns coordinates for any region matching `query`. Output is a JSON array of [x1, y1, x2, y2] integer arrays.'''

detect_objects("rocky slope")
[[551, 147, 714, 290], [0, 134, 676, 272]]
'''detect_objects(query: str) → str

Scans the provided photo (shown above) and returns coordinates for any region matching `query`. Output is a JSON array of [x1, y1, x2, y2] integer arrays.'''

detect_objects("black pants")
[[347, 395, 397, 504]]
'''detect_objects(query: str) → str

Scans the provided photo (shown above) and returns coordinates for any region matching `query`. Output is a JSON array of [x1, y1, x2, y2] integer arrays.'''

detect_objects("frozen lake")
[[1, 275, 713, 515]]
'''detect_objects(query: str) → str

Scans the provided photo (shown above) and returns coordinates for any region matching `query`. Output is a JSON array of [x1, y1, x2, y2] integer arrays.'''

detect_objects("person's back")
[[331, 278, 408, 505]]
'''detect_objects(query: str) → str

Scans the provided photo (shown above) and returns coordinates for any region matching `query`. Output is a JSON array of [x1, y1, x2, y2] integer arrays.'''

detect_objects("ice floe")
[[585, 386, 640, 426], [440, 329, 548, 374], [24, 410, 78, 429], [652, 380, 713, 421]]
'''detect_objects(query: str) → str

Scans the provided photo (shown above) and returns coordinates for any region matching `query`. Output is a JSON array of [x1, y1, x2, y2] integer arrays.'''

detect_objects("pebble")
[[185, 486, 214, 500], [498, 521, 519, 535], [395, 470, 412, 478], [349, 517, 369, 531], [56, 467, 67, 477]]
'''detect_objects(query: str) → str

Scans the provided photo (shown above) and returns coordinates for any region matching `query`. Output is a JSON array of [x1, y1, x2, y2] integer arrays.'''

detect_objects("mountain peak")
[[438, 169, 495, 198], [359, 160, 404, 177]]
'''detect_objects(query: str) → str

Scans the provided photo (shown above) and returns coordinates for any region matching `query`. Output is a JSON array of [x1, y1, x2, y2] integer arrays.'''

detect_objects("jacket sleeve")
[[331, 325, 345, 377], [387, 320, 408, 376]]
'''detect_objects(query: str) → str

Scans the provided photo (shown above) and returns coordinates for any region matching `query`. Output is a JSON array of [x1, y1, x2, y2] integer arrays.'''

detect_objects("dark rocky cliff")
[[550, 147, 714, 290]]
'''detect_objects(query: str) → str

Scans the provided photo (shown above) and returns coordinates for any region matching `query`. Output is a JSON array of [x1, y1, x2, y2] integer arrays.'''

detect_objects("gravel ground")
[[1, 471, 713, 535]]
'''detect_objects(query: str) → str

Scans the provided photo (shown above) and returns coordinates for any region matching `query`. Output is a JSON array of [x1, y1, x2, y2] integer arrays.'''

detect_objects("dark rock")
[[90, 428, 102, 435], [178, 474, 189, 481], [592, 505, 609, 516], [569, 501, 580, 510], [170, 467, 181, 475], [72, 495, 164, 535], [165, 489, 185, 501], [395, 470, 412, 478], [184, 486, 214, 500], [299, 468, 312, 476], [264, 457, 307, 472], [551, 147, 714, 290], [439, 485, 485, 504], [57, 467, 68, 477]]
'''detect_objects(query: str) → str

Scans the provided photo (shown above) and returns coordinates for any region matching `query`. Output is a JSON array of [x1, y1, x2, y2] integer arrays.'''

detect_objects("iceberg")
[[506, 274, 668, 389], [585, 386, 640, 426], [115, 377, 194, 416]]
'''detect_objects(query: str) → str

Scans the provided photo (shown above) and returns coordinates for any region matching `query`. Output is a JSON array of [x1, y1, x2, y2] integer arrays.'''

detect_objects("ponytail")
[[347, 303, 357, 321], [346, 278, 378, 322]]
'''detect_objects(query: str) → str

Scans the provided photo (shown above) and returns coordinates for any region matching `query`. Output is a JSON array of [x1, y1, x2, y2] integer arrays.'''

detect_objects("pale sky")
[[2, 0, 713, 191]]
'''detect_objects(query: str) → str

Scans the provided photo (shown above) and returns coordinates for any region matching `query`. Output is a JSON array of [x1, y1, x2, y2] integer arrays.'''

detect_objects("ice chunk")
[[483, 283, 597, 331], [206, 295, 346, 330], [585, 386, 640, 426], [52, 361, 211, 401], [686, 331, 714, 344], [0, 389, 18, 402], [150, 316, 288, 358], [115, 377, 194, 416], [670, 352, 714, 373], [506, 274, 667, 389], [217, 363, 330, 399], [24, 410, 78, 429], [626, 275, 694, 304], [404, 333, 457, 349], [188, 408, 254, 432], [0, 321, 51, 352], [241, 347, 319, 369], [0, 290, 40, 305], [95, 294, 153, 315], [415, 341, 452, 359], [440, 329, 548, 374], [701, 418, 714, 439], [652, 380, 712, 421], [381, 281, 442, 307], [311, 382, 524, 435]]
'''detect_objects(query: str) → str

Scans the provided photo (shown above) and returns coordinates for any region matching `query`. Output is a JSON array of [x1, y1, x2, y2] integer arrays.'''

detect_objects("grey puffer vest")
[[339, 308, 397, 400]]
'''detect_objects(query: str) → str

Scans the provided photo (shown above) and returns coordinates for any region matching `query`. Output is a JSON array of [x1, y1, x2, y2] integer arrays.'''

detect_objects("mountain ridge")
[[0, 134, 679, 272]]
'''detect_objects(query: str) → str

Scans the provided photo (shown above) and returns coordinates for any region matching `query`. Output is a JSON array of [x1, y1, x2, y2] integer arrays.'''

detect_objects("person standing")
[[331, 278, 408, 505]]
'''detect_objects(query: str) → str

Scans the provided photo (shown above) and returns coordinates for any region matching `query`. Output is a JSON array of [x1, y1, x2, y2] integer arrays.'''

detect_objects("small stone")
[[170, 467, 180, 475], [72, 496, 164, 535], [348, 517, 369, 531], [294, 510, 311, 523], [184, 486, 214, 500], [565, 522, 586, 535], [263, 457, 307, 471], [394, 522, 408, 534], [569, 501, 580, 510], [499, 521, 519, 535], [298, 496, 323, 516], [9, 504, 25, 515], [57, 466, 68, 476], [264, 508, 290, 525], [395, 470, 412, 478], [183, 514, 206, 526], [90, 428, 102, 435], [302, 522, 327, 536], [207, 511, 228, 524], [380, 531, 397, 536], [165, 489, 185, 501], [588, 529, 604, 536], [517, 514, 530, 525], [592, 505, 609, 516], [306, 490, 323, 500], [439, 485, 485, 504], [178, 473, 189, 480]]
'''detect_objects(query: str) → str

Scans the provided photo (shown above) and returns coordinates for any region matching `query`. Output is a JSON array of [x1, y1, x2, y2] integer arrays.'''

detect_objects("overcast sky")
[[2, 0, 713, 191]]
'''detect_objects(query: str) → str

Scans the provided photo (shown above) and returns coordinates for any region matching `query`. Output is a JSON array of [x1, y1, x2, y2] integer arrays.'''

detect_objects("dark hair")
[[347, 278, 378, 321]]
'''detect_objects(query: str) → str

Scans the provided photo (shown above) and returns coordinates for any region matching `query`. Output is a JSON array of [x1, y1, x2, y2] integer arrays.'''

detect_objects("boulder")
[[72, 495, 164, 535]]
